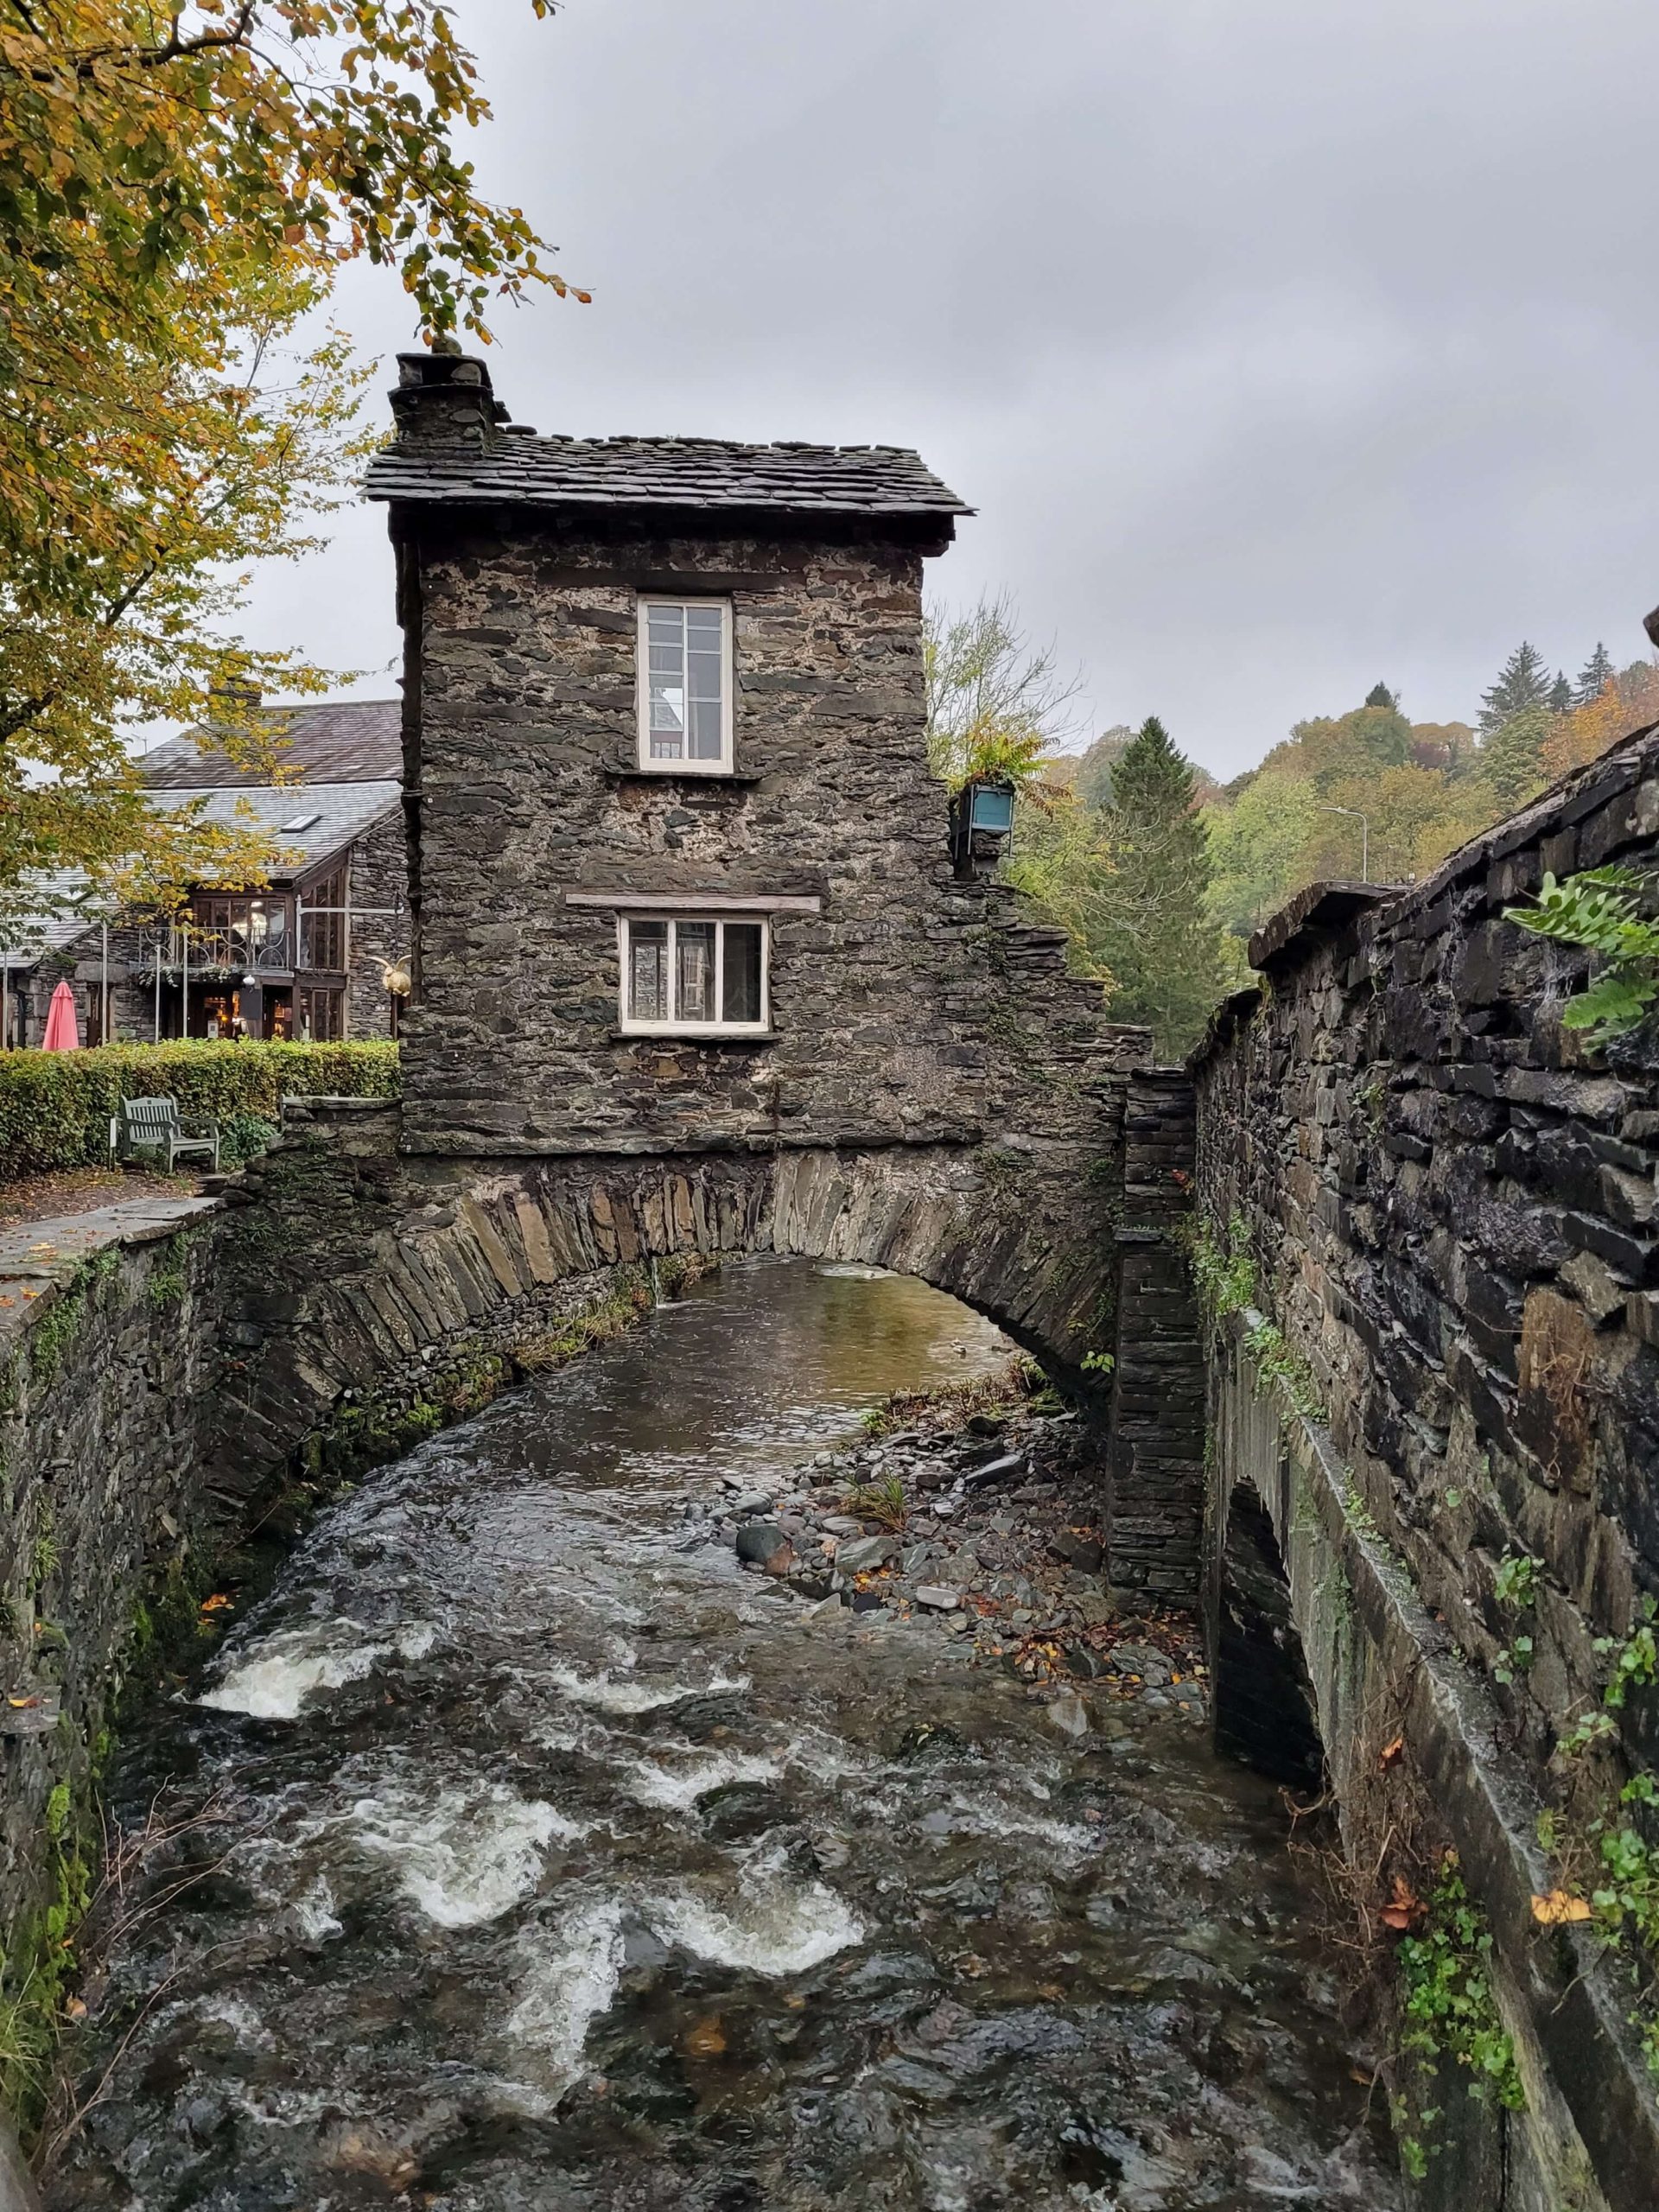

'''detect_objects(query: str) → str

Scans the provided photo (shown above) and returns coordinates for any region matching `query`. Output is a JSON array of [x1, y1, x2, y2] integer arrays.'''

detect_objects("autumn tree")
[[0, 2, 581, 899], [923, 593, 1082, 790]]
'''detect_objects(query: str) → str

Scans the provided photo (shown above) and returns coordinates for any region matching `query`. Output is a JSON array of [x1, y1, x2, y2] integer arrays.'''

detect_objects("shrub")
[[0, 1039, 399, 1184]]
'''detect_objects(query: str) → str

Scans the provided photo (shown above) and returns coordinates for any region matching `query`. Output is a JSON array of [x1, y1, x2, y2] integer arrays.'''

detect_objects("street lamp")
[[1320, 804, 1369, 880]]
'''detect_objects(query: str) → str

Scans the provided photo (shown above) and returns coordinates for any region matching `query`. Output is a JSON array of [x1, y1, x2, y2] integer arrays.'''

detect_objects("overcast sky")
[[241, 0, 1659, 779]]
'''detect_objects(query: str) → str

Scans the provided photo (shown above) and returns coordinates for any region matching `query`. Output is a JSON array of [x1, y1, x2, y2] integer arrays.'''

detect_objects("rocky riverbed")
[[709, 1364, 1206, 1735]]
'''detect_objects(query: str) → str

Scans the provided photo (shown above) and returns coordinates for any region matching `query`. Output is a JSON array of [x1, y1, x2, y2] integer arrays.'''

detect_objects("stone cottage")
[[0, 701, 407, 1046], [367, 346, 1139, 1158]]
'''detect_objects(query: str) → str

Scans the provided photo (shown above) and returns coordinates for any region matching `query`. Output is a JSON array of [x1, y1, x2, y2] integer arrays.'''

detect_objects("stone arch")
[[1210, 1480, 1325, 1794], [206, 1106, 1123, 1521]]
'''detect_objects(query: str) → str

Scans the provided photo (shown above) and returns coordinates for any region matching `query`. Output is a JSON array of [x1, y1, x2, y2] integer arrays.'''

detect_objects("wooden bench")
[[110, 1096, 220, 1173]]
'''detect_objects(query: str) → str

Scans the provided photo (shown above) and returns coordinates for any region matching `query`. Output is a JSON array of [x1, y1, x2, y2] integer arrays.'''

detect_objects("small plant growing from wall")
[[1503, 866, 1659, 1045], [1392, 1851, 1524, 2179], [1491, 1550, 1541, 1686]]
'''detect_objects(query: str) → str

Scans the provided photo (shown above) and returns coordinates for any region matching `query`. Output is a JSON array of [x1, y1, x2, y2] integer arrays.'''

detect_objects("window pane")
[[647, 607, 684, 646], [722, 924, 762, 1023], [689, 698, 723, 758], [676, 921, 715, 1021], [685, 606, 722, 645], [629, 920, 668, 1021], [686, 646, 721, 699]]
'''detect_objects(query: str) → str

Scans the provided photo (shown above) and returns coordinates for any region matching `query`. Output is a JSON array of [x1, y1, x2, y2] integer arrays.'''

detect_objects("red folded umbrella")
[[41, 979, 80, 1052]]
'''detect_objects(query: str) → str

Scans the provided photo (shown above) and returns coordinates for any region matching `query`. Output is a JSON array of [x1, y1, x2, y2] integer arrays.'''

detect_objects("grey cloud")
[[245, 0, 1659, 775]]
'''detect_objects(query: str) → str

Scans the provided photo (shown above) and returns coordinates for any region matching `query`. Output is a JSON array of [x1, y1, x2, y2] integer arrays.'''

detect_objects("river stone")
[[729, 1491, 773, 1519], [1109, 1641, 1173, 1685], [1049, 1532, 1104, 1573], [836, 1534, 898, 1575], [1045, 1689, 1090, 1738], [735, 1521, 789, 1567], [822, 1515, 866, 1536], [961, 1450, 1026, 1491], [912, 1585, 960, 1611]]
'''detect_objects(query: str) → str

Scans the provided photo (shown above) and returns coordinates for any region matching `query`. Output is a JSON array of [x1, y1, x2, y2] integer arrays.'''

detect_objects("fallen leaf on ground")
[[1379, 1734, 1406, 1770]]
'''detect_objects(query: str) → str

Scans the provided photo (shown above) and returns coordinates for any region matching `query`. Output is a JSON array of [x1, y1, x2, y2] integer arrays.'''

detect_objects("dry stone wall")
[[1192, 723, 1659, 2212]]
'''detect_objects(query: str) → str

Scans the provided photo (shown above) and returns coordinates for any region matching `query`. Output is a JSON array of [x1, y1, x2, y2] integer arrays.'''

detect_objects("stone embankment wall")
[[0, 1200, 222, 2168], [1106, 1069, 1205, 1599], [1192, 723, 1659, 2212]]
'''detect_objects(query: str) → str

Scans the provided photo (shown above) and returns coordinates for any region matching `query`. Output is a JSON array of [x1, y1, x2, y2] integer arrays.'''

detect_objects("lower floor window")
[[621, 914, 767, 1033], [297, 985, 343, 1041]]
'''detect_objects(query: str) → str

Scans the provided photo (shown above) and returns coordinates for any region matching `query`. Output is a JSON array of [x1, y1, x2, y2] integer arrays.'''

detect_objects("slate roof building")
[[360, 347, 1139, 1165], [0, 701, 407, 1048]]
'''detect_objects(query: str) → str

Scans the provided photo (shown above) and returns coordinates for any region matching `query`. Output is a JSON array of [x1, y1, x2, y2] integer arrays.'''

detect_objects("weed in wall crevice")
[[1391, 1851, 1524, 2182]]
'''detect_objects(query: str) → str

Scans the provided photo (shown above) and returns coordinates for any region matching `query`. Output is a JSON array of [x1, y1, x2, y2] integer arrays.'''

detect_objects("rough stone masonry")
[[1192, 721, 1659, 2212]]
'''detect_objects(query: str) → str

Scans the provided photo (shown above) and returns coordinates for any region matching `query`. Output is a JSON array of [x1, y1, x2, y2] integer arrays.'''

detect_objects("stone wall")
[[1106, 1068, 1205, 1600], [391, 504, 1146, 1158], [0, 1202, 222, 2063], [1191, 722, 1659, 2212]]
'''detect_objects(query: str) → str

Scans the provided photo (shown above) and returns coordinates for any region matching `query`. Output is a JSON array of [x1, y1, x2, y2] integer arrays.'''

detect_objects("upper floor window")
[[638, 598, 732, 772]]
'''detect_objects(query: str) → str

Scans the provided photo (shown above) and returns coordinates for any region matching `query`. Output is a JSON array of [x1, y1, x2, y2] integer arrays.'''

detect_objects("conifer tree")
[[1574, 643, 1616, 704], [1364, 682, 1399, 711], [1481, 703, 1553, 810], [1548, 672, 1573, 715], [1087, 716, 1229, 1056], [1479, 642, 1554, 735]]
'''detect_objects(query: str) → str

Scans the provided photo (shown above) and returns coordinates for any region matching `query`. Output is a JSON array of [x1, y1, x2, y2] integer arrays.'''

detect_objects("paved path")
[[0, 1194, 221, 1357], [0, 1195, 219, 1286]]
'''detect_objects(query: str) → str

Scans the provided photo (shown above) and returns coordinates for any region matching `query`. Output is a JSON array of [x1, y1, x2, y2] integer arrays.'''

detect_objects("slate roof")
[[0, 868, 108, 963], [141, 699, 403, 788], [148, 783, 402, 880], [364, 433, 972, 519]]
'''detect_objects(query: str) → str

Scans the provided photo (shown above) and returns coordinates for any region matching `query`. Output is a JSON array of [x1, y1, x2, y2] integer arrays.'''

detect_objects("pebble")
[[912, 1586, 960, 1611]]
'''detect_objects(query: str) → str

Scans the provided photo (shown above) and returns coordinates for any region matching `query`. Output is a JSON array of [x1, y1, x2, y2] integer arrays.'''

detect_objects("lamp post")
[[1320, 804, 1369, 880]]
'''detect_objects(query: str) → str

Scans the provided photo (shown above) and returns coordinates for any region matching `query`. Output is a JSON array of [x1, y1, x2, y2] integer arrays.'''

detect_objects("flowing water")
[[50, 1258, 1399, 2211]]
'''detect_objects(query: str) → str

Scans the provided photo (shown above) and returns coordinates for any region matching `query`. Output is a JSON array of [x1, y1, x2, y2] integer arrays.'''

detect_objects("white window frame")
[[635, 596, 734, 774], [616, 912, 770, 1036]]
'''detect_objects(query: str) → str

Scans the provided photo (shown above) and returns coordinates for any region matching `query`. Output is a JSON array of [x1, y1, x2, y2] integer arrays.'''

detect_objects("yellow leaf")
[[1531, 1890, 1592, 1924]]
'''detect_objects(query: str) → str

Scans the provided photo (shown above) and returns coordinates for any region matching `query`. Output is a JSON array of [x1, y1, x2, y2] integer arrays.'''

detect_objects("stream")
[[48, 1256, 1399, 2210]]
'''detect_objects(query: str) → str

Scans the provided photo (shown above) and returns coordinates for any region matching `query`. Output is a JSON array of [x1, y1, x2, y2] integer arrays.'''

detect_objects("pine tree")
[[1086, 716, 1229, 1057], [1482, 703, 1553, 810], [1574, 642, 1616, 705], [1364, 682, 1399, 711], [1548, 671, 1573, 715], [1479, 642, 1554, 736]]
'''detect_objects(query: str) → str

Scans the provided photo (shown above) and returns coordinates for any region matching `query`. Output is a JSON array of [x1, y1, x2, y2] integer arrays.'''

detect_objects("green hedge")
[[0, 1039, 400, 1183]]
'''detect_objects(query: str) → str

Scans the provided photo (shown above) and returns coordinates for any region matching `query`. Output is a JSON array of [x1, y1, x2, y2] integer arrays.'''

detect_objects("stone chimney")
[[390, 344, 510, 451]]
